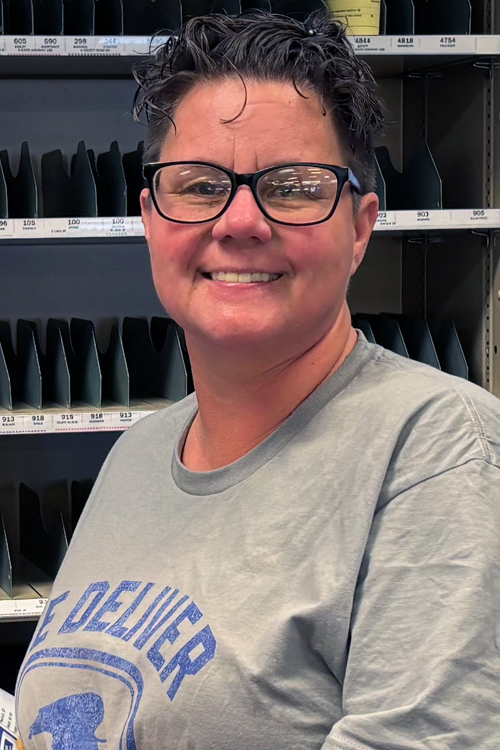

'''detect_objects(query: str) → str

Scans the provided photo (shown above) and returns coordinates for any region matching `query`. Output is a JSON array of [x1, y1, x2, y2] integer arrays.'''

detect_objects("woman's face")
[[141, 78, 378, 358]]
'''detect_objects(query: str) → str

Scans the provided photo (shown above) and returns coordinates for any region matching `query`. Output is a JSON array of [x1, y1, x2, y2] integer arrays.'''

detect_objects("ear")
[[140, 188, 152, 243], [350, 192, 379, 276]]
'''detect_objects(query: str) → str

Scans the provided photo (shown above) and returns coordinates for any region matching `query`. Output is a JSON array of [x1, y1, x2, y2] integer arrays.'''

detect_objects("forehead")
[[159, 78, 346, 167]]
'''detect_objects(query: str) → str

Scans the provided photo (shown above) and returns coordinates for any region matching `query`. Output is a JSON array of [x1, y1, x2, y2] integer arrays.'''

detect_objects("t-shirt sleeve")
[[322, 459, 500, 750]]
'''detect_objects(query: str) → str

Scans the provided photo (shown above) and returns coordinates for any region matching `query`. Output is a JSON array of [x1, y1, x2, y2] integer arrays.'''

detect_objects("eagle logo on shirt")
[[29, 693, 106, 750]]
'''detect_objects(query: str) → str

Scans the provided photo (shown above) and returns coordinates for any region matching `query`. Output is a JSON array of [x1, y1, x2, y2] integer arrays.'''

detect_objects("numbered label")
[[376, 211, 397, 228], [54, 413, 82, 430], [67, 36, 96, 54], [36, 36, 63, 54], [18, 218, 41, 234], [0, 219, 14, 237], [30, 415, 47, 431], [470, 209, 487, 221], [352, 36, 390, 53], [96, 37, 121, 54], [396, 36, 418, 51], [7, 36, 37, 54], [103, 217, 132, 236]]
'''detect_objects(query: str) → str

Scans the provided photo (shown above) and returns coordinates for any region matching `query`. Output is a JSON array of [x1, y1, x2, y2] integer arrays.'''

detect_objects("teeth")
[[209, 272, 281, 283]]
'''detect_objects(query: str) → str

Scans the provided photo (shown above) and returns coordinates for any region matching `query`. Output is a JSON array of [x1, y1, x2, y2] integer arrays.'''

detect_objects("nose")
[[211, 186, 273, 244]]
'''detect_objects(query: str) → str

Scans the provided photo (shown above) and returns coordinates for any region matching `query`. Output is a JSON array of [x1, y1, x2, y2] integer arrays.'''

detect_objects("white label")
[[129, 216, 146, 236], [45, 218, 70, 237], [394, 36, 418, 51], [0, 598, 47, 619], [95, 37, 122, 54], [102, 217, 130, 236], [54, 413, 83, 430], [0, 415, 19, 432], [0, 220, 14, 238], [476, 36, 500, 54], [80, 412, 109, 430], [66, 35, 96, 54], [28, 414, 48, 432], [17, 218, 42, 235], [423, 35, 476, 54], [352, 36, 390, 53], [415, 210, 431, 223], [35, 36, 64, 54], [376, 211, 397, 228], [0, 38, 6, 54], [6, 36, 38, 54], [123, 36, 151, 55], [117, 410, 134, 425], [469, 209, 488, 222]]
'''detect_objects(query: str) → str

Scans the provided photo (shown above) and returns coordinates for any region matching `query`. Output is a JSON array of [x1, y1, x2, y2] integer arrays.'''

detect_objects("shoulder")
[[353, 342, 500, 496]]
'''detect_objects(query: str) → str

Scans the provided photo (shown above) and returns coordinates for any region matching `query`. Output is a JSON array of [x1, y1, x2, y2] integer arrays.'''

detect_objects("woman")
[[16, 12, 500, 749]]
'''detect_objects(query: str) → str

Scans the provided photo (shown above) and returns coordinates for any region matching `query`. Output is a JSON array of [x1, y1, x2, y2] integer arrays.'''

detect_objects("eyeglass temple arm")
[[348, 169, 362, 194]]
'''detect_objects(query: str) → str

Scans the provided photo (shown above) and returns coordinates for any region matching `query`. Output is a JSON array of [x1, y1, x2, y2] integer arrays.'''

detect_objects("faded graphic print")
[[30, 693, 106, 750]]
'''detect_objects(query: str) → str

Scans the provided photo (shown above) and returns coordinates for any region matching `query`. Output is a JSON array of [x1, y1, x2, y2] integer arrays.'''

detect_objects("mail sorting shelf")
[[0, 0, 499, 694]]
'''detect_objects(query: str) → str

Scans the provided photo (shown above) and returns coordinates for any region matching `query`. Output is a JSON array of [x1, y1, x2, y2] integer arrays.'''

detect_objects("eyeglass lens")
[[152, 164, 340, 224]]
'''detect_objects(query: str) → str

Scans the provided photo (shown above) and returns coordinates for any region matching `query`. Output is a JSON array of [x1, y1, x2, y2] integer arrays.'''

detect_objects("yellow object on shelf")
[[328, 1, 381, 35]]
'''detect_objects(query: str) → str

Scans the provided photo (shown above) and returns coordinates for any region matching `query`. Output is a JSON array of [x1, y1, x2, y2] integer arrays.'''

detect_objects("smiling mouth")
[[201, 271, 283, 283]]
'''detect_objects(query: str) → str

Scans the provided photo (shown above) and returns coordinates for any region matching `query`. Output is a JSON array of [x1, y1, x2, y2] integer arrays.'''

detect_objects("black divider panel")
[[88, 141, 127, 217], [385, 0, 414, 34], [181, 0, 239, 18], [43, 141, 98, 218], [352, 315, 376, 344], [0, 143, 38, 219], [354, 313, 469, 378], [19, 483, 68, 580], [123, 142, 144, 217], [63, 0, 95, 34], [374, 156, 386, 211], [70, 479, 94, 536], [3, 0, 34, 34], [122, 0, 182, 34], [270, 0, 324, 20], [0, 1, 4, 34], [0, 322, 16, 410], [123, 317, 189, 402], [375, 141, 442, 210], [68, 319, 103, 408], [384, 314, 441, 369], [0, 321, 43, 411], [0, 347, 12, 411], [414, 0, 471, 34], [49, 319, 102, 408], [430, 320, 469, 379], [94, 0, 123, 35], [97, 323, 130, 406], [33, 0, 63, 35], [0, 318, 193, 410], [240, 0, 271, 10], [0, 513, 12, 597], [357, 314, 409, 357], [0, 160, 7, 220], [16, 321, 43, 409], [45, 320, 71, 408]]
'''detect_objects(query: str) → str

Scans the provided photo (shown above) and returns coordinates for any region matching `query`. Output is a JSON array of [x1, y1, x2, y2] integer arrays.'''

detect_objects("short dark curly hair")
[[133, 11, 384, 195]]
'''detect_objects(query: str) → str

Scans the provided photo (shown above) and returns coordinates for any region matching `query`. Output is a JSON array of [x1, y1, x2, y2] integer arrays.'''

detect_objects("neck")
[[182, 304, 358, 471]]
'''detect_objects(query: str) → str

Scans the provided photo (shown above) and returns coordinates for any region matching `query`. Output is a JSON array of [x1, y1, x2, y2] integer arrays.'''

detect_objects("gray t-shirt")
[[16, 336, 500, 749]]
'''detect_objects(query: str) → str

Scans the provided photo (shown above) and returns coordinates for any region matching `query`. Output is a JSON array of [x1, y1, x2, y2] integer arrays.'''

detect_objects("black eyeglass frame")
[[142, 161, 362, 227]]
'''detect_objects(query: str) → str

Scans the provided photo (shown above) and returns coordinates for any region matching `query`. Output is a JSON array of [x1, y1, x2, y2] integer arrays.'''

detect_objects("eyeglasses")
[[143, 161, 362, 226]]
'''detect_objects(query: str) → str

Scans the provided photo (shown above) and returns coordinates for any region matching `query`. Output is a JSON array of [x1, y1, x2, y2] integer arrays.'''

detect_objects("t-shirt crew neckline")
[[172, 333, 374, 496]]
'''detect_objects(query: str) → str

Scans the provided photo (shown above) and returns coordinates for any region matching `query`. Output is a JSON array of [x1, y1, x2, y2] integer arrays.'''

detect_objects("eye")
[[184, 180, 229, 197]]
